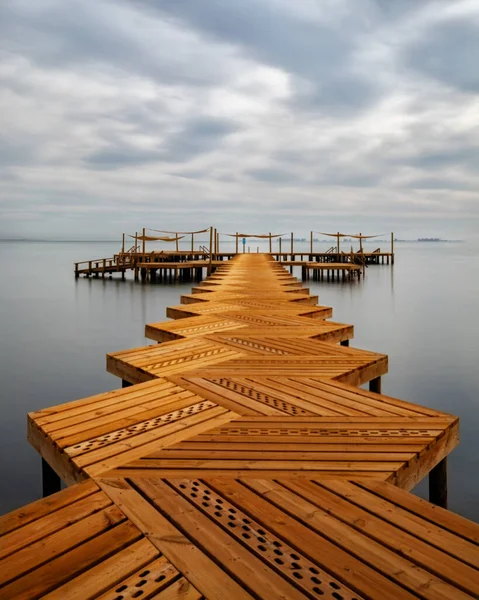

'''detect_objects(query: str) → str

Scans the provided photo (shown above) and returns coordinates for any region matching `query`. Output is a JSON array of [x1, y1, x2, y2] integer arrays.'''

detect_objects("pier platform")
[[2, 254, 477, 599]]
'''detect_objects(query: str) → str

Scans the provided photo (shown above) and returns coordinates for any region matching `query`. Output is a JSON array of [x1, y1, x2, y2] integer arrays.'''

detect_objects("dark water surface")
[[0, 240, 478, 520]]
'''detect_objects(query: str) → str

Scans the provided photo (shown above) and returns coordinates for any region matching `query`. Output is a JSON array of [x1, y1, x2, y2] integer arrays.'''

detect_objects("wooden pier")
[[302, 262, 362, 282], [2, 254, 478, 599], [74, 227, 395, 281]]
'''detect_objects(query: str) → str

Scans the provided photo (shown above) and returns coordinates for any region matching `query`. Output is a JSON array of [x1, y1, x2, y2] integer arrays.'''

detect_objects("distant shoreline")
[[0, 238, 466, 244], [0, 237, 467, 244]]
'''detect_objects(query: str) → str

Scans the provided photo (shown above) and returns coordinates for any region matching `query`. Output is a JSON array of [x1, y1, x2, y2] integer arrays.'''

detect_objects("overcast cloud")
[[0, 0, 478, 239]]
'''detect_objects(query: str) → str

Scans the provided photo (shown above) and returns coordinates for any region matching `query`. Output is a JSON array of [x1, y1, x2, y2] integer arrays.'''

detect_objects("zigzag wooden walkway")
[[2, 254, 478, 599]]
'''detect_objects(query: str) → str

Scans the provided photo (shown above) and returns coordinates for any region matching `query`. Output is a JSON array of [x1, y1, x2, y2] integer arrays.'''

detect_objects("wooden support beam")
[[42, 458, 61, 497], [369, 376, 382, 393], [429, 457, 448, 508]]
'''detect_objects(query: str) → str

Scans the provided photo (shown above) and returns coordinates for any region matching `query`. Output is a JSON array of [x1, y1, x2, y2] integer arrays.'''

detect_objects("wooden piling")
[[429, 458, 448, 508], [369, 376, 382, 393], [42, 458, 61, 497]]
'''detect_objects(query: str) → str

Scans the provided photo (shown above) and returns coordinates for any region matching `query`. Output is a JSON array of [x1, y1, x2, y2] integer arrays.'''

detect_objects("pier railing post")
[[207, 226, 213, 275]]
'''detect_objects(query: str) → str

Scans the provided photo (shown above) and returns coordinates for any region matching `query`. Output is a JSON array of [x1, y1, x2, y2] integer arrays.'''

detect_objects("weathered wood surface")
[[4, 253, 476, 598]]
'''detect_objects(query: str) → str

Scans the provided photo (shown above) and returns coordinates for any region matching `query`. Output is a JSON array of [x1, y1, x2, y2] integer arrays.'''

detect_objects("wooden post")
[[279, 237, 282, 257], [191, 233, 194, 253], [310, 231, 313, 254], [290, 232, 294, 257], [360, 233, 365, 275], [208, 226, 213, 273], [369, 377, 381, 393], [337, 232, 340, 256], [391, 232, 394, 264], [235, 232, 239, 254], [216, 231, 220, 254], [176, 235, 179, 252], [269, 233, 272, 253], [42, 458, 61, 497], [142, 228, 146, 257], [122, 233, 125, 253], [429, 458, 447, 508]]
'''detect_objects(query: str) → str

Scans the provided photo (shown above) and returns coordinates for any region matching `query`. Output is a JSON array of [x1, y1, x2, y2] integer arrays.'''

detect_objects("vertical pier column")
[[42, 459, 61, 497], [369, 377, 382, 393], [429, 458, 448, 508]]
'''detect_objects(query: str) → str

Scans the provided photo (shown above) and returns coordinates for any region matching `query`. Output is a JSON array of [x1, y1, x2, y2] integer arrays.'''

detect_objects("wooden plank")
[[97, 478, 253, 600], [206, 478, 415, 599], [357, 479, 479, 545], [319, 480, 479, 569], [41, 538, 160, 600], [0, 491, 112, 560], [129, 478, 308, 599], [83, 408, 237, 478], [0, 505, 126, 585], [0, 520, 142, 600], [0, 480, 98, 536], [282, 479, 479, 595], [244, 479, 472, 600]]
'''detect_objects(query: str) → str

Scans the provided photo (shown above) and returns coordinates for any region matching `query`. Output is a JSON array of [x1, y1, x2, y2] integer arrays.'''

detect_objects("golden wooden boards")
[[2, 476, 478, 599]]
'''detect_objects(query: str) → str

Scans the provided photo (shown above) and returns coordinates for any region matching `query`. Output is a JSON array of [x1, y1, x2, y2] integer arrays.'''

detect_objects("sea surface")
[[0, 239, 478, 520]]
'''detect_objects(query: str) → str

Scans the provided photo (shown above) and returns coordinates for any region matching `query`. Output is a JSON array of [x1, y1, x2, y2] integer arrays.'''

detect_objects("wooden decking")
[[2, 253, 477, 599], [2, 477, 478, 600]]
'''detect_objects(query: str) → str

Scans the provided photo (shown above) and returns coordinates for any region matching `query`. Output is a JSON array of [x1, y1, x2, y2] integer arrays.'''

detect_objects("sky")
[[0, 0, 478, 240]]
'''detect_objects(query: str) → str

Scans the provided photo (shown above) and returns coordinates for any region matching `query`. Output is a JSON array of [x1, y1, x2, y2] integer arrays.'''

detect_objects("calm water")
[[0, 240, 478, 520]]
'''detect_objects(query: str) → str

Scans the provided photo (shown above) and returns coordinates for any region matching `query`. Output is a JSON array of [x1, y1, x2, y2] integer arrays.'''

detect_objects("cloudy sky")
[[1, 0, 478, 240]]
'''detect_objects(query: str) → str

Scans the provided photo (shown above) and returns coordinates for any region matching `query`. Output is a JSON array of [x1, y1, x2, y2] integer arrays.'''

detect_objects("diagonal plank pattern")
[[2, 253, 477, 598]]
